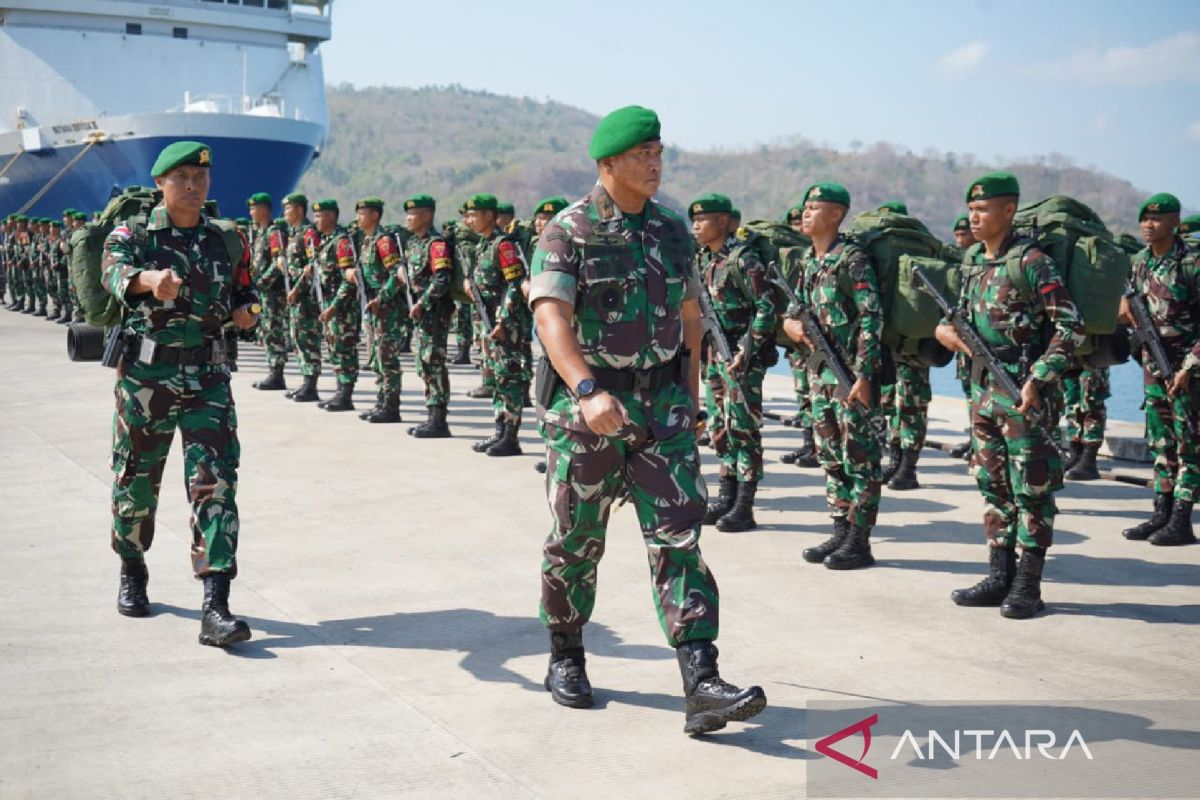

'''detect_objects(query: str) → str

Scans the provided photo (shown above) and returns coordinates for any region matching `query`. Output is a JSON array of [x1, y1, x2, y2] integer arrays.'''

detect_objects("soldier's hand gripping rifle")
[[1124, 285, 1174, 384], [913, 265, 1061, 449], [696, 284, 753, 412], [765, 261, 857, 399]]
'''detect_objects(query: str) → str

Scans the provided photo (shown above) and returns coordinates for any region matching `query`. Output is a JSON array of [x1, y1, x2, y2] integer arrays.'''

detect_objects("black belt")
[[591, 358, 682, 392], [138, 336, 229, 366]]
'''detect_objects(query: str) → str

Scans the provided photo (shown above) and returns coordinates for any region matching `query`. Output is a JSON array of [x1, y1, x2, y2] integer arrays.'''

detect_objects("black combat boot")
[[824, 523, 875, 570], [880, 442, 902, 484], [487, 421, 523, 456], [408, 406, 452, 438], [697, 432, 711, 447], [366, 393, 401, 423], [322, 383, 355, 412], [472, 421, 504, 452], [888, 449, 921, 491], [951, 547, 1016, 606], [22, 297, 35, 313], [534, 461, 547, 474], [717, 481, 757, 532], [47, 306, 61, 322], [1063, 441, 1084, 473], [466, 384, 491, 399], [253, 365, 287, 391], [291, 374, 320, 403], [544, 631, 593, 708], [33, 301, 47, 317], [802, 516, 849, 563], [116, 558, 151, 617], [794, 428, 819, 467], [948, 440, 971, 459], [703, 476, 737, 525], [57, 311, 73, 325], [198, 573, 252, 647], [359, 389, 384, 420], [1123, 492, 1173, 540], [451, 343, 471, 365], [1000, 547, 1047, 619], [1065, 444, 1100, 481], [1149, 499, 1197, 546], [676, 640, 766, 735]]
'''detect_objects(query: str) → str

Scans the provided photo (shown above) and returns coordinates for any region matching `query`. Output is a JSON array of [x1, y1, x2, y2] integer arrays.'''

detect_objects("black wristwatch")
[[575, 378, 598, 399]]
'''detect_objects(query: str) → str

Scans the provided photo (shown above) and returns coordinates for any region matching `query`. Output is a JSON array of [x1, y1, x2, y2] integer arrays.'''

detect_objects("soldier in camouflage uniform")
[[443, 215, 478, 366], [103, 141, 257, 647], [689, 193, 778, 532], [531, 106, 765, 733], [308, 199, 359, 412], [0, 215, 12, 307], [30, 218, 50, 316], [13, 216, 33, 312], [399, 194, 456, 438], [947, 214, 977, 460], [782, 182, 883, 571], [1061, 367, 1109, 481], [465, 193, 531, 456], [46, 219, 69, 321], [281, 193, 323, 402], [352, 200, 407, 423], [779, 204, 820, 468], [937, 172, 1087, 618], [1119, 192, 1200, 547], [246, 193, 290, 391]]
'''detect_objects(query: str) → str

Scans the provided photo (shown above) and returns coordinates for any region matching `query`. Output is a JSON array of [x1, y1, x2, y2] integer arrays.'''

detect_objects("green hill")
[[300, 85, 1153, 239]]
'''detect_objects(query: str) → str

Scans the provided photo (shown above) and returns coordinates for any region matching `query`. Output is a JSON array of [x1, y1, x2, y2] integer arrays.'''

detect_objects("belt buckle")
[[138, 337, 157, 364], [632, 369, 653, 392]]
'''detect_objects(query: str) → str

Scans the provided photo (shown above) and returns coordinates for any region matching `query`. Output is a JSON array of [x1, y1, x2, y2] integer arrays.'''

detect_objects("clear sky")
[[320, 0, 1200, 207]]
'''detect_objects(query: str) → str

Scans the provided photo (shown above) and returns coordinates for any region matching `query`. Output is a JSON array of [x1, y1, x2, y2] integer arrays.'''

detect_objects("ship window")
[[243, 0, 265, 6], [173, 27, 188, 39], [125, 22, 142, 35], [267, 0, 287, 9]]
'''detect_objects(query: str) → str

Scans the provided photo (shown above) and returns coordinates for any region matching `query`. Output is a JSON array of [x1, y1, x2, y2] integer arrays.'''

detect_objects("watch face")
[[577, 379, 596, 397]]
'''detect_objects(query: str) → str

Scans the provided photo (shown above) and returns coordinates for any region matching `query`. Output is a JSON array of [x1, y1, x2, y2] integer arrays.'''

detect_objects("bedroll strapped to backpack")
[[847, 210, 962, 360], [70, 186, 244, 328]]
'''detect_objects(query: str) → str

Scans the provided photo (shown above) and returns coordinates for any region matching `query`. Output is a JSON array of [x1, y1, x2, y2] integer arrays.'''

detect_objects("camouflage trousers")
[[258, 285, 290, 370], [474, 310, 497, 391], [539, 388, 718, 646], [288, 294, 322, 378], [787, 348, 813, 429], [111, 361, 240, 575], [325, 305, 361, 386], [1144, 367, 1200, 502], [397, 314, 414, 351], [369, 303, 404, 395], [415, 303, 453, 408], [53, 267, 70, 315], [31, 264, 47, 304], [10, 265, 25, 302], [881, 361, 931, 451], [453, 301, 473, 347], [704, 357, 766, 482], [1062, 367, 1109, 447], [971, 372, 1063, 550], [811, 383, 882, 528], [488, 334, 531, 424]]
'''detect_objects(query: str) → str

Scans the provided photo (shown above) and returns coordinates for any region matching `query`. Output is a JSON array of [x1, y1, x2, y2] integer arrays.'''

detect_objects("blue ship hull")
[[1, 134, 315, 219]]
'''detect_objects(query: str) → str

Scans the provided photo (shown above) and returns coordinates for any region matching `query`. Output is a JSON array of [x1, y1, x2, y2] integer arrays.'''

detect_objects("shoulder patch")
[[111, 225, 132, 241], [429, 239, 452, 271]]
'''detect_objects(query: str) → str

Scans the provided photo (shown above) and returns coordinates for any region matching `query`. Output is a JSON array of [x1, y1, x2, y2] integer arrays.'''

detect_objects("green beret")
[[404, 194, 436, 211], [458, 201, 469, 215], [687, 192, 733, 219], [150, 140, 212, 177], [1138, 192, 1181, 220], [312, 198, 339, 213], [965, 171, 1020, 203], [785, 205, 804, 222], [466, 193, 498, 211], [588, 105, 661, 160], [953, 215, 971, 232], [730, 208, 742, 220], [247, 192, 273, 208], [49, 219, 62, 227], [1179, 214, 1200, 235], [72, 211, 87, 221], [355, 197, 384, 213], [283, 192, 308, 208], [61, 208, 76, 217], [234, 217, 251, 226], [803, 181, 851, 208], [878, 201, 908, 215], [497, 201, 515, 215], [534, 196, 569, 216], [14, 214, 27, 222]]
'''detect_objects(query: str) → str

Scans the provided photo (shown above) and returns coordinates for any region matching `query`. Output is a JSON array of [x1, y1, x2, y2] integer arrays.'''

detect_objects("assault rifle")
[[765, 261, 857, 398], [1124, 286, 1174, 384], [696, 283, 753, 410], [912, 265, 1061, 450], [467, 279, 494, 361], [351, 231, 375, 317]]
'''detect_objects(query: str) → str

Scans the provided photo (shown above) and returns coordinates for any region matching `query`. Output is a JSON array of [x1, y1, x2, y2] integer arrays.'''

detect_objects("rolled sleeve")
[[101, 226, 143, 306], [529, 270, 576, 307]]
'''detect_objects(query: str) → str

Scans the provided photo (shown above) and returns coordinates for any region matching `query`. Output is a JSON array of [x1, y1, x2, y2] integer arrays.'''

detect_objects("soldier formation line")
[[3, 106, 1199, 736]]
